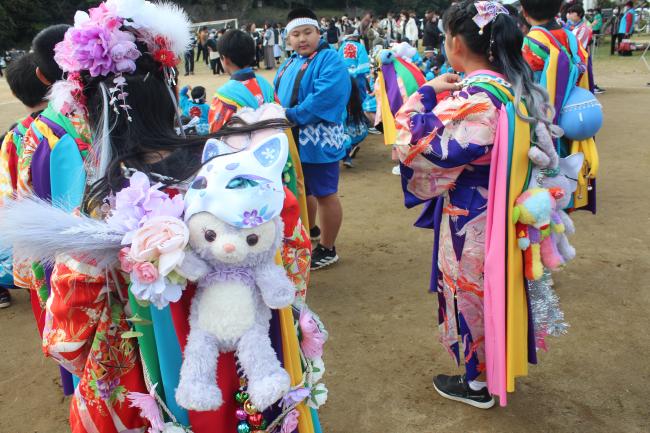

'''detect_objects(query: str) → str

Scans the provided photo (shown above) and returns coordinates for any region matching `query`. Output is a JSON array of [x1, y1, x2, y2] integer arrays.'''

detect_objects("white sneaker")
[[391, 165, 401, 176]]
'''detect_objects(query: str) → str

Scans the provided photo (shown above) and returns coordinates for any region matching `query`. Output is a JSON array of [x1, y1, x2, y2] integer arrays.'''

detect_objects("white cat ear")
[[560, 152, 585, 177], [252, 133, 288, 173], [202, 138, 237, 163]]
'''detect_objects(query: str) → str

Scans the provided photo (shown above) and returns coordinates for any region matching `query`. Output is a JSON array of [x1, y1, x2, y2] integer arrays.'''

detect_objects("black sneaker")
[[349, 144, 361, 159], [311, 244, 339, 270], [309, 226, 321, 243], [0, 288, 11, 309], [432, 374, 495, 409]]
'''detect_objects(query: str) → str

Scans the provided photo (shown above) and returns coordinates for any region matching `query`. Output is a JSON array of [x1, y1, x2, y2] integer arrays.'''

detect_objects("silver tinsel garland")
[[528, 271, 569, 344]]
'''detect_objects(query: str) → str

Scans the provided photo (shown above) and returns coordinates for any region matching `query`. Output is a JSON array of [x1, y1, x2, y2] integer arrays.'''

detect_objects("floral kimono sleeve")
[[394, 86, 498, 203]]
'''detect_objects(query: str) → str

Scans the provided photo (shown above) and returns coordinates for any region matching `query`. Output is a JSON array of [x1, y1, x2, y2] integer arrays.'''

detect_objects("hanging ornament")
[[528, 271, 569, 351]]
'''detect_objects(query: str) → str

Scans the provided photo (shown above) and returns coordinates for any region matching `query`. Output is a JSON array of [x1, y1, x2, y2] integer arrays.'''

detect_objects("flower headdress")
[[472, 1, 509, 35], [50, 0, 191, 118]]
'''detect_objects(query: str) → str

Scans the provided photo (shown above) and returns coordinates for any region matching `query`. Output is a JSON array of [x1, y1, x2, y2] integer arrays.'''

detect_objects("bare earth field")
[[1, 49, 649, 433]]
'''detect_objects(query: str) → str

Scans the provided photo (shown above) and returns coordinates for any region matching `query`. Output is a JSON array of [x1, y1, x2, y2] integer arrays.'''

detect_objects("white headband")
[[286, 17, 319, 34]]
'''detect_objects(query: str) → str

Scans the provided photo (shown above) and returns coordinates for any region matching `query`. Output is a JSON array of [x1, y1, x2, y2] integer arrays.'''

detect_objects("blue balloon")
[[559, 87, 603, 141]]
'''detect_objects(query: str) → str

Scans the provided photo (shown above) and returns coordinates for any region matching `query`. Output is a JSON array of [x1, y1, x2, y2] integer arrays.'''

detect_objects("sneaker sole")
[[349, 145, 361, 159], [0, 301, 11, 309], [310, 255, 339, 270], [432, 381, 495, 410]]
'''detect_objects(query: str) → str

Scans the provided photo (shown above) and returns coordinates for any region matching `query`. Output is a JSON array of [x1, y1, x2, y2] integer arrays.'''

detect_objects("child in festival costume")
[[564, 3, 593, 50], [338, 32, 370, 103], [342, 75, 369, 168], [179, 85, 210, 135], [275, 8, 351, 270], [3, 2, 326, 431], [520, 0, 599, 212], [208, 30, 276, 133], [0, 54, 51, 309], [395, 0, 561, 408]]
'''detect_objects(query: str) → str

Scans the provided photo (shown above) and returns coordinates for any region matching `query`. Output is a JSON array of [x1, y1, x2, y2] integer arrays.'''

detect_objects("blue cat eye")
[[226, 177, 260, 189]]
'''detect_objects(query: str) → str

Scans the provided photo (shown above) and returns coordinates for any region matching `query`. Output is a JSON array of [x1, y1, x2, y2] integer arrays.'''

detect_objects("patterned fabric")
[[281, 188, 311, 303], [298, 123, 345, 154], [0, 115, 37, 287], [43, 256, 149, 433], [395, 84, 499, 381]]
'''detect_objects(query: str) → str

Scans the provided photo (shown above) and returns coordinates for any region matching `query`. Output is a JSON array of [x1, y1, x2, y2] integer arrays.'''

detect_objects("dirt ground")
[[1, 49, 650, 433]]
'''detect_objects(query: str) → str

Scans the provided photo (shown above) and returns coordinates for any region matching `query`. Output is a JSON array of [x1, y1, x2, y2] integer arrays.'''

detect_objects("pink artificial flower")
[[281, 409, 300, 433], [129, 216, 189, 276], [299, 308, 326, 359], [133, 262, 159, 284], [118, 247, 134, 273]]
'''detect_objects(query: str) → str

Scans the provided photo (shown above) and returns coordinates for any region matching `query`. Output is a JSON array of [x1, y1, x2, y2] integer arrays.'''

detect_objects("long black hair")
[[443, 1, 557, 132], [347, 77, 367, 126], [81, 41, 291, 213]]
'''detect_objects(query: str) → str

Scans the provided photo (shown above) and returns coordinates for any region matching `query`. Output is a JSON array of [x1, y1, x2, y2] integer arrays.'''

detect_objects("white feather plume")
[[137, 2, 192, 56], [47, 80, 84, 116], [106, 0, 191, 56], [0, 195, 125, 267]]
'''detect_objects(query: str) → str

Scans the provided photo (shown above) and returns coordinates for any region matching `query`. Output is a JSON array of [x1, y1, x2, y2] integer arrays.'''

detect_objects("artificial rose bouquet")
[[107, 171, 189, 309]]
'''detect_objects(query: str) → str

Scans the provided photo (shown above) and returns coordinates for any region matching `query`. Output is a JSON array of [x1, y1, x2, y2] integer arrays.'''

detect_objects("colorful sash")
[[469, 73, 532, 406], [376, 56, 426, 145]]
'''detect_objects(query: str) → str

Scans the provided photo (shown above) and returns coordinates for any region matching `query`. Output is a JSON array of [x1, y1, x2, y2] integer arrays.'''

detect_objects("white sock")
[[468, 380, 487, 391]]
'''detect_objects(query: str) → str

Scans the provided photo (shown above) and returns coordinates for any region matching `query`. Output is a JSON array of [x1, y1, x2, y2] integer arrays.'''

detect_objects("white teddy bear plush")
[[174, 127, 296, 412]]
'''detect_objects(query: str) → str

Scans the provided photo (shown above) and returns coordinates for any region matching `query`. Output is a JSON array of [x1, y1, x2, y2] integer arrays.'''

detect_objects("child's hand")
[[425, 73, 462, 93]]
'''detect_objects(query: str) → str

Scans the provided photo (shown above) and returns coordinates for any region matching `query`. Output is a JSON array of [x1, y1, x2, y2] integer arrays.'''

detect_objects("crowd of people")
[[0, 0, 624, 430]]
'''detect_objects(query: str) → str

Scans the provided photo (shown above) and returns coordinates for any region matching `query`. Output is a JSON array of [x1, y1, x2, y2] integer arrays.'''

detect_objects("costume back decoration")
[[0, 99, 328, 433], [523, 26, 599, 212], [375, 45, 426, 145]]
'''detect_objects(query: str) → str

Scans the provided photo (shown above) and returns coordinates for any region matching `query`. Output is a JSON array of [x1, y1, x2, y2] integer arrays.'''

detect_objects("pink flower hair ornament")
[[50, 0, 191, 118], [472, 1, 509, 35]]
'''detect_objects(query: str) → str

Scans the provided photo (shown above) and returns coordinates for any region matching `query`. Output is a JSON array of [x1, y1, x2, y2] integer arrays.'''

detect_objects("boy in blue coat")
[[275, 7, 351, 270], [179, 85, 210, 135]]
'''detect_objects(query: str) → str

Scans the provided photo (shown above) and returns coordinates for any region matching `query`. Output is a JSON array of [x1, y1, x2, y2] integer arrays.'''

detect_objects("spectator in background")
[[359, 12, 373, 49], [423, 10, 442, 52], [263, 22, 275, 69], [590, 8, 603, 45], [248, 23, 262, 68], [381, 12, 397, 45], [273, 23, 282, 64], [184, 31, 196, 76], [327, 19, 341, 49], [607, 6, 621, 55], [320, 17, 329, 34], [366, 19, 385, 50], [207, 29, 225, 74], [400, 11, 419, 46], [341, 15, 354, 35], [196, 26, 209, 65], [617, 1, 636, 55]]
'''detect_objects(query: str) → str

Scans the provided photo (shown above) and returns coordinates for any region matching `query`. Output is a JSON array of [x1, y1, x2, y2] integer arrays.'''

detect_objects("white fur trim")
[[286, 18, 319, 34]]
